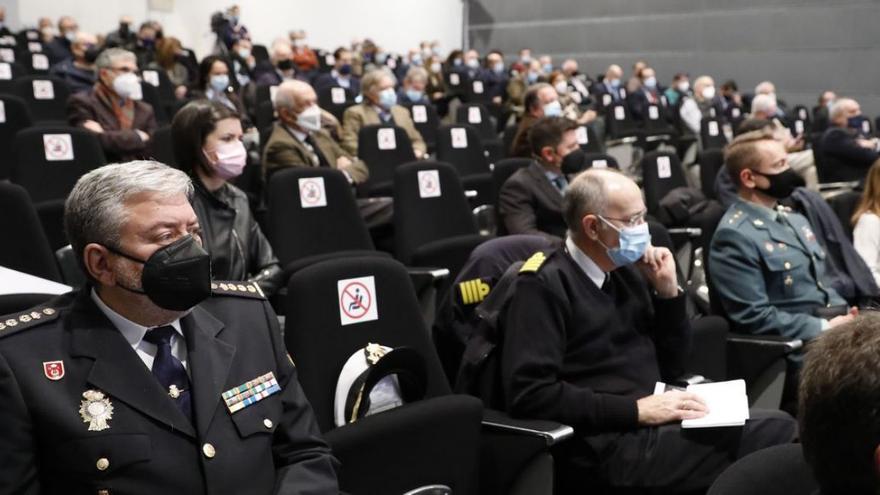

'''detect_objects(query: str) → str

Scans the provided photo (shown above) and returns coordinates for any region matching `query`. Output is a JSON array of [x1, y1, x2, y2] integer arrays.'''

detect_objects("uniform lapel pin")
[[43, 360, 65, 381], [79, 390, 114, 431]]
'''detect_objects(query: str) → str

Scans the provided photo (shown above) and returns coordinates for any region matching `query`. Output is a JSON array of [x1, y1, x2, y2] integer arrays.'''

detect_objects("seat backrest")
[[501, 123, 518, 158], [255, 83, 277, 108], [581, 152, 619, 170], [641, 150, 688, 215], [267, 167, 373, 267], [317, 85, 355, 121], [706, 444, 817, 495], [464, 77, 492, 104], [444, 70, 469, 97], [491, 158, 531, 199], [255, 99, 276, 131], [251, 44, 269, 65], [455, 103, 495, 142], [698, 149, 725, 199], [357, 124, 416, 194], [12, 126, 107, 203], [0, 61, 27, 94], [12, 75, 71, 122], [604, 101, 639, 139], [140, 68, 176, 103], [0, 182, 62, 281], [403, 102, 439, 150], [436, 124, 490, 178], [574, 124, 604, 153], [139, 82, 168, 124], [284, 255, 452, 432], [0, 94, 33, 180], [148, 125, 176, 168], [826, 190, 862, 242], [24, 51, 51, 75], [393, 161, 478, 263], [700, 116, 729, 150]]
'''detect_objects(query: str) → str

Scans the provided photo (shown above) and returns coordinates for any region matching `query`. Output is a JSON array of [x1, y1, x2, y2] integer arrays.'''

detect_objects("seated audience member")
[[456, 49, 483, 81], [754, 80, 787, 117], [314, 47, 360, 95], [627, 66, 663, 121], [560, 58, 593, 103], [720, 79, 743, 110], [510, 83, 561, 158], [397, 66, 431, 105], [499, 117, 580, 238], [549, 71, 596, 125], [45, 15, 78, 64], [800, 315, 880, 495], [229, 38, 256, 87], [426, 54, 447, 100], [0, 160, 338, 493], [591, 64, 626, 106], [538, 54, 554, 76], [221, 4, 250, 50], [483, 50, 508, 105], [812, 90, 836, 133], [105, 15, 137, 50], [818, 98, 880, 183], [171, 100, 283, 295], [132, 21, 158, 68], [341, 68, 426, 158], [680, 75, 723, 135], [710, 130, 856, 344], [852, 159, 880, 286], [625, 59, 647, 94], [253, 39, 296, 86], [147, 36, 190, 99], [664, 72, 690, 107], [502, 167, 797, 492], [263, 80, 368, 183], [290, 30, 318, 73], [68, 48, 157, 162], [190, 56, 249, 121], [49, 31, 98, 94], [750, 93, 818, 190]]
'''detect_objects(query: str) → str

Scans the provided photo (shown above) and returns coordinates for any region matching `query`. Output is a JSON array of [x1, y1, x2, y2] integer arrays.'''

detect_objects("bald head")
[[274, 80, 318, 130], [564, 168, 643, 240], [561, 59, 578, 76], [829, 98, 860, 127], [755, 81, 776, 96], [606, 64, 623, 80]]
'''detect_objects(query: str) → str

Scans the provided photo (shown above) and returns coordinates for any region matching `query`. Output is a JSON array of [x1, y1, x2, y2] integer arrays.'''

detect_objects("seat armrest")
[[727, 334, 803, 353], [670, 374, 709, 387], [406, 266, 451, 284], [818, 181, 860, 191], [481, 409, 574, 446], [667, 227, 703, 238], [465, 189, 478, 198]]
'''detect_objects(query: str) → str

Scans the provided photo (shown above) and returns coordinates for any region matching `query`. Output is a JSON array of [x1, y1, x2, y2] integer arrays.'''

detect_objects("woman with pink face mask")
[[171, 100, 283, 295]]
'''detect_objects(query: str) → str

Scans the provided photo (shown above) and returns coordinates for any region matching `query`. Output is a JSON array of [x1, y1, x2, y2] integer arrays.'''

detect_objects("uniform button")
[[818, 281, 824, 288], [784, 262, 791, 270], [263, 418, 274, 429], [202, 443, 216, 459], [96, 457, 110, 471]]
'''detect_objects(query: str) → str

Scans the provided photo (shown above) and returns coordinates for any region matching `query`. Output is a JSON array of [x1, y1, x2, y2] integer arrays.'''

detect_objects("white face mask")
[[296, 104, 322, 132], [430, 62, 441, 73], [112, 72, 142, 100], [676, 81, 690, 93], [554, 81, 568, 94], [701, 86, 716, 100]]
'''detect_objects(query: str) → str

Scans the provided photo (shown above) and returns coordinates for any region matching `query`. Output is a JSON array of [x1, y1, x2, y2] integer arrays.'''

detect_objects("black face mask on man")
[[751, 167, 805, 200], [560, 149, 587, 175], [104, 235, 212, 311]]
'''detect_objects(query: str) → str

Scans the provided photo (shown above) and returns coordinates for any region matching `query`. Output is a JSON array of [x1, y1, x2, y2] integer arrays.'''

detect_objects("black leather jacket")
[[191, 179, 283, 296]]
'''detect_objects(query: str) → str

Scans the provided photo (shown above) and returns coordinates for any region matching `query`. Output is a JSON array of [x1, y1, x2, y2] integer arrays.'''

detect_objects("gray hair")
[[754, 80, 775, 95], [95, 47, 136, 71], [274, 80, 311, 111], [404, 66, 428, 85], [65, 161, 193, 275], [563, 168, 619, 239], [750, 93, 777, 116], [829, 97, 857, 123], [361, 67, 396, 96]]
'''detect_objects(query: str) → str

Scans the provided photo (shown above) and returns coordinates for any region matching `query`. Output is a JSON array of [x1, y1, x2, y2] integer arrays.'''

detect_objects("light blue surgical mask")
[[210, 74, 229, 92], [527, 71, 539, 84], [643, 77, 657, 89], [378, 87, 397, 110], [493, 61, 505, 74], [466, 58, 480, 69], [405, 89, 424, 102], [543, 63, 553, 74], [542, 99, 562, 117], [597, 216, 651, 268]]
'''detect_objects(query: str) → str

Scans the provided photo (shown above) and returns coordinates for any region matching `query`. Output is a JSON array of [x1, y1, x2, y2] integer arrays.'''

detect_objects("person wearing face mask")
[[341, 67, 426, 158], [710, 129, 855, 350], [424, 54, 448, 115], [172, 100, 282, 295], [50, 31, 99, 94], [500, 117, 584, 238], [591, 64, 625, 108], [263, 80, 368, 184], [228, 38, 255, 87], [397, 66, 431, 105], [191, 56, 250, 125], [510, 83, 563, 158], [501, 165, 797, 493], [254, 39, 300, 86], [45, 16, 78, 65], [131, 22, 159, 68], [818, 97, 880, 183], [105, 15, 137, 51], [663, 72, 690, 108], [0, 160, 339, 494], [146, 37, 190, 99], [753, 80, 788, 119], [679, 75, 723, 136], [314, 47, 361, 95], [481, 50, 509, 105], [68, 48, 157, 162], [220, 4, 250, 50], [626, 66, 664, 122], [289, 29, 318, 74], [549, 71, 597, 126]]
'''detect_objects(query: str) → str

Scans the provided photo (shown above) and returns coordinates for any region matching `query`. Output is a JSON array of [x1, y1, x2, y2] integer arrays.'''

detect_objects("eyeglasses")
[[598, 210, 647, 229], [109, 66, 139, 75]]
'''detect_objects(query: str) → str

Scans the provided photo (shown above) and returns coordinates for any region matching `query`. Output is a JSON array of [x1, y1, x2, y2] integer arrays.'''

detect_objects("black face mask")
[[752, 168, 805, 200], [84, 44, 100, 64], [277, 59, 294, 71], [560, 149, 587, 175], [119, 23, 130, 36], [105, 235, 212, 311]]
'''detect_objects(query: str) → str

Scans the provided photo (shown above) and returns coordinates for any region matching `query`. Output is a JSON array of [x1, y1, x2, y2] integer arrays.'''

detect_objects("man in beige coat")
[[262, 80, 369, 184], [341, 67, 426, 158]]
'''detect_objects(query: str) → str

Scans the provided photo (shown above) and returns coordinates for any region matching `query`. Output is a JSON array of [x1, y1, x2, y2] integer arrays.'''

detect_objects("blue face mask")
[[493, 62, 505, 74], [527, 72, 539, 84], [542, 100, 562, 118], [597, 216, 651, 268], [643, 77, 657, 89], [848, 115, 870, 135], [405, 89, 424, 102], [210, 74, 229, 92], [378, 88, 397, 110], [543, 63, 553, 74]]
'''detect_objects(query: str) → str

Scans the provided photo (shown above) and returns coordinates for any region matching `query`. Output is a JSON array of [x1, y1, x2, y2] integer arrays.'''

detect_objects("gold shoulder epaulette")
[[519, 251, 547, 274], [0, 306, 59, 337], [211, 281, 266, 299]]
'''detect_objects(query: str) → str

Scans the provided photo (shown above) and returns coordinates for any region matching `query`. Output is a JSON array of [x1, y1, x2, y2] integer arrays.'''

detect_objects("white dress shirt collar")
[[90, 288, 183, 347], [565, 236, 607, 289]]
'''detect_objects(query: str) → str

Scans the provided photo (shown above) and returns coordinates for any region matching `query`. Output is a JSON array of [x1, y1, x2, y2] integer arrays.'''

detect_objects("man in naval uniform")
[[0, 161, 338, 494], [709, 129, 857, 342]]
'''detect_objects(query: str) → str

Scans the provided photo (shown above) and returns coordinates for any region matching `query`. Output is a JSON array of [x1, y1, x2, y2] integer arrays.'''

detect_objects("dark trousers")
[[558, 409, 798, 494]]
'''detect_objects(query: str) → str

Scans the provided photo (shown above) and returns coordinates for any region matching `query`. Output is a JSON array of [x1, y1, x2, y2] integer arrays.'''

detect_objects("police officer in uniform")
[[0, 161, 338, 494], [710, 129, 857, 342], [501, 168, 796, 492]]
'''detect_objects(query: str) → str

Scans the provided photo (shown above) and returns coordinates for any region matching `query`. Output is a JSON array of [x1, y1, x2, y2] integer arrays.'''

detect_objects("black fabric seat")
[[700, 116, 729, 150], [641, 150, 689, 217], [317, 85, 355, 122], [357, 124, 416, 197], [0, 182, 62, 282], [284, 255, 483, 494], [12, 75, 70, 123], [575, 124, 604, 153], [148, 125, 176, 167], [139, 82, 169, 124], [707, 444, 817, 495], [402, 101, 440, 153], [393, 161, 490, 280], [698, 149, 725, 200], [0, 94, 33, 179], [0, 61, 27, 94], [581, 152, 619, 170], [435, 124, 493, 204]]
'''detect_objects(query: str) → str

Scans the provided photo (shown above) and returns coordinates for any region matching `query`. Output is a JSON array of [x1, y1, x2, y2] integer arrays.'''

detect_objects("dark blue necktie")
[[143, 326, 193, 423]]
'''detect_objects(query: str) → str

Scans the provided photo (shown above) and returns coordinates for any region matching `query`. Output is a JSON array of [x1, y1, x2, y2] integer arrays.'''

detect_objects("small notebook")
[[654, 379, 750, 428]]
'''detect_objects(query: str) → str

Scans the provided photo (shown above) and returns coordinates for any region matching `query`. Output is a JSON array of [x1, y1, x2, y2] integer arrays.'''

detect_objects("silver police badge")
[[79, 390, 114, 431]]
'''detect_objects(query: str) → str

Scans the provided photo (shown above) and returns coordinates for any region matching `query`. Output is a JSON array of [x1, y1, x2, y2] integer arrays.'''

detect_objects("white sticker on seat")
[[657, 156, 672, 179], [33, 80, 54, 100], [451, 127, 468, 148], [412, 105, 427, 123], [377, 128, 397, 150], [43, 134, 74, 161], [298, 177, 327, 208], [418, 169, 441, 198], [338, 276, 378, 326]]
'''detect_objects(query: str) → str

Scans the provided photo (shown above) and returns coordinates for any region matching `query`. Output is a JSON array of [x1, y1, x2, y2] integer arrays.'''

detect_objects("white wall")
[[5, 0, 464, 59]]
